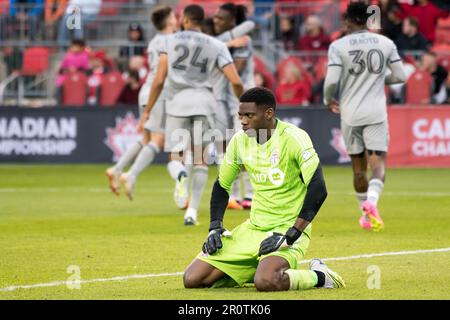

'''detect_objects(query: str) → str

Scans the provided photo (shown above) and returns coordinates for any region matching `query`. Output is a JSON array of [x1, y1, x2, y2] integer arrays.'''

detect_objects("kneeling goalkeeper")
[[183, 87, 345, 291]]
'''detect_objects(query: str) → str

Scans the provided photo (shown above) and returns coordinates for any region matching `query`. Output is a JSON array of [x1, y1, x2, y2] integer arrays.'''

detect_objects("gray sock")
[[184, 150, 193, 190], [189, 166, 208, 211], [128, 141, 160, 179], [367, 179, 384, 206], [167, 160, 186, 181], [356, 192, 368, 207], [115, 141, 142, 172]]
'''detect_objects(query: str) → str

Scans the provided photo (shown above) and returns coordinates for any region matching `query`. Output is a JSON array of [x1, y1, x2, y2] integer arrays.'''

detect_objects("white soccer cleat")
[[106, 167, 120, 196], [174, 175, 189, 209], [120, 173, 136, 201], [310, 259, 346, 289], [184, 207, 198, 226]]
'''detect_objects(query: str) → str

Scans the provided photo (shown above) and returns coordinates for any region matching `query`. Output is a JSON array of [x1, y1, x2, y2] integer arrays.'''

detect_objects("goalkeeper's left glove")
[[258, 227, 302, 256]]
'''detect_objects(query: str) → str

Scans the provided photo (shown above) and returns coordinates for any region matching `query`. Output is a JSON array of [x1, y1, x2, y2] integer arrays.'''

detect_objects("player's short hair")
[[183, 4, 205, 25], [405, 16, 419, 29], [345, 2, 370, 26], [240, 87, 276, 110], [220, 3, 248, 25], [201, 18, 216, 36], [151, 5, 172, 31]]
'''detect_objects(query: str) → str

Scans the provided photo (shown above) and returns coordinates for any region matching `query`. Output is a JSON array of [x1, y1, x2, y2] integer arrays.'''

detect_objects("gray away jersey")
[[328, 30, 402, 126], [138, 33, 168, 107], [161, 30, 234, 116]]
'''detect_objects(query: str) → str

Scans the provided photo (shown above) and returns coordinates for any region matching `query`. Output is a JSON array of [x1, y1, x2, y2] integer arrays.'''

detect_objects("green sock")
[[284, 269, 318, 290]]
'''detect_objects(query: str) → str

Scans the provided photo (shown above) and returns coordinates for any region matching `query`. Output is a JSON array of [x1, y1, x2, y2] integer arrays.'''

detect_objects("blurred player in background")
[[183, 87, 344, 291], [201, 16, 255, 197], [323, 2, 406, 231], [141, 5, 244, 225], [106, 5, 177, 200], [214, 3, 256, 210]]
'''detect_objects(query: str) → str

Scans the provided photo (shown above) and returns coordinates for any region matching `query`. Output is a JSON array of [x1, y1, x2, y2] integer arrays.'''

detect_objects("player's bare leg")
[[106, 136, 144, 196], [183, 258, 226, 288], [350, 152, 372, 229], [254, 256, 291, 291], [120, 131, 164, 201], [362, 151, 386, 231]]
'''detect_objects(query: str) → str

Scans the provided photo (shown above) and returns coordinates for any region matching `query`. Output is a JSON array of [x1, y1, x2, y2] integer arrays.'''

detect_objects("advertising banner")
[[0, 105, 449, 167]]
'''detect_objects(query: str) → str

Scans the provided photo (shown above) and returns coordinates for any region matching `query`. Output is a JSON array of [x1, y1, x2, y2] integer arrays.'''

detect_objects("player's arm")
[[140, 53, 168, 131], [223, 64, 244, 98], [217, 21, 255, 49], [202, 137, 242, 255], [323, 43, 342, 113], [385, 60, 407, 84]]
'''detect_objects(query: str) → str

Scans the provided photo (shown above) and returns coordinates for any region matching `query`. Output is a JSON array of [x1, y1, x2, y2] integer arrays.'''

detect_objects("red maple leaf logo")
[[104, 112, 141, 161]]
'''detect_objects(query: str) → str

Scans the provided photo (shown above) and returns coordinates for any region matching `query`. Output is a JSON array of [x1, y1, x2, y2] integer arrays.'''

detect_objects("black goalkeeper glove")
[[202, 220, 231, 255], [258, 227, 302, 256]]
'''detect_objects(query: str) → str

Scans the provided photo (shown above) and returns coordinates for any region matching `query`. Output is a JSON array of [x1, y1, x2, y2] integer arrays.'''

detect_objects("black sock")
[[314, 271, 325, 287], [177, 171, 187, 181]]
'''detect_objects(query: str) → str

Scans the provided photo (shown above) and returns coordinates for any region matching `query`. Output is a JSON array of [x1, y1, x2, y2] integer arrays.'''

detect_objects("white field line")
[[0, 187, 449, 197], [1, 247, 449, 292]]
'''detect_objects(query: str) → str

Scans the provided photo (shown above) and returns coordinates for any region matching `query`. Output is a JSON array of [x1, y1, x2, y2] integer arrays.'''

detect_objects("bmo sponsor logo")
[[0, 117, 77, 156], [412, 118, 450, 157]]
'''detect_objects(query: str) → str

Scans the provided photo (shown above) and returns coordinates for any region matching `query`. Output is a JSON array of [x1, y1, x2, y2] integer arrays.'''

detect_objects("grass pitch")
[[0, 164, 449, 300]]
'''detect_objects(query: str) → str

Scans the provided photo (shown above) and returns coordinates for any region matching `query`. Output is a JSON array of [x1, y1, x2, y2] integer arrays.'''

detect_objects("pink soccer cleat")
[[361, 200, 384, 232], [359, 214, 372, 230], [240, 198, 252, 210]]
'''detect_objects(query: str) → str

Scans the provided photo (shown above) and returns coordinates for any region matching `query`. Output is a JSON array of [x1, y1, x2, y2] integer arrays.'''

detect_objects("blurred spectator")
[[0, 0, 44, 40], [55, 38, 90, 87], [117, 70, 141, 106], [119, 23, 147, 59], [395, 17, 430, 54], [419, 51, 448, 104], [44, 0, 68, 40], [275, 62, 311, 106], [2, 47, 23, 75], [128, 55, 148, 81], [378, 0, 402, 40], [274, 0, 304, 43], [87, 50, 110, 105], [279, 15, 297, 51], [57, 0, 102, 46], [254, 71, 267, 87], [388, 57, 417, 103], [298, 15, 330, 52], [398, 0, 449, 44]]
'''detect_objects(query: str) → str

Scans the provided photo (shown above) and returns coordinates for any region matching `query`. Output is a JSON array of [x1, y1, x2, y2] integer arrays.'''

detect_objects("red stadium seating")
[[99, 71, 125, 106], [405, 70, 433, 104], [62, 71, 88, 106], [21, 47, 50, 76], [254, 55, 275, 90], [438, 55, 450, 72]]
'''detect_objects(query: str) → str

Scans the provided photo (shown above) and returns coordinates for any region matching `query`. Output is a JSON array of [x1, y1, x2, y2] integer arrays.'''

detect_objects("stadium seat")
[[313, 56, 328, 82], [438, 55, 450, 72], [21, 47, 50, 76], [99, 71, 125, 106], [62, 71, 88, 106], [99, 0, 127, 16], [405, 70, 433, 105]]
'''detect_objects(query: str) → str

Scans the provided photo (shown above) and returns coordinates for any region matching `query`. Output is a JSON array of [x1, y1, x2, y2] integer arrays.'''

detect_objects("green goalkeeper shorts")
[[197, 219, 312, 288]]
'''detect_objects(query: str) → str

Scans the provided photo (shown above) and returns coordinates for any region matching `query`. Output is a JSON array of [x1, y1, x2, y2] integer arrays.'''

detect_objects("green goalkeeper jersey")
[[219, 119, 320, 231]]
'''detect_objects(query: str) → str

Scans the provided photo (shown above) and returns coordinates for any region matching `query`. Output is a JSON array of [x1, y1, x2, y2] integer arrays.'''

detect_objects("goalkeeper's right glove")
[[202, 220, 231, 255]]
